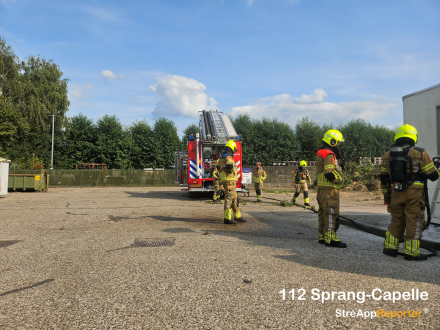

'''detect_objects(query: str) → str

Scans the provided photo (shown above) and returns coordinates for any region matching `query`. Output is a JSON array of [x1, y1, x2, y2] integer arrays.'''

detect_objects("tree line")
[[0, 36, 395, 169], [232, 114, 394, 166]]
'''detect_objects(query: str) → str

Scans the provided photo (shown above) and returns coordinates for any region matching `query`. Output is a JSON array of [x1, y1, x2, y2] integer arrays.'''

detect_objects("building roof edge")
[[402, 83, 440, 101]]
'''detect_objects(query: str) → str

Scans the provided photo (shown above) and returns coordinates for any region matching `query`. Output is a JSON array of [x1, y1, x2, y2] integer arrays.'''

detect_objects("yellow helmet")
[[300, 160, 307, 167], [394, 124, 417, 143], [225, 140, 237, 152], [322, 129, 345, 147]]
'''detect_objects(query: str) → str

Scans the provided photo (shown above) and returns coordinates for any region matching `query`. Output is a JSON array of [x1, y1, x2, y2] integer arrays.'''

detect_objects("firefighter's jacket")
[[212, 167, 220, 182], [316, 148, 343, 189], [380, 146, 439, 199], [218, 153, 238, 183], [252, 168, 266, 183], [293, 167, 311, 185]]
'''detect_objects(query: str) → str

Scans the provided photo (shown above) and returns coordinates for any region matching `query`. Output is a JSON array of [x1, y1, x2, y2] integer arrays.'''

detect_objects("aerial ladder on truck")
[[175, 110, 248, 198]]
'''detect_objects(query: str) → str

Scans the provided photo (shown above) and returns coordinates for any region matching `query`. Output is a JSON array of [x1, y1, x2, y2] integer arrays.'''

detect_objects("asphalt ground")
[[0, 187, 439, 329]]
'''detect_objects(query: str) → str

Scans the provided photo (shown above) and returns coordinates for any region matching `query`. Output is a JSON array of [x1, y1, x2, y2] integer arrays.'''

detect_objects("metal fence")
[[9, 169, 178, 187]]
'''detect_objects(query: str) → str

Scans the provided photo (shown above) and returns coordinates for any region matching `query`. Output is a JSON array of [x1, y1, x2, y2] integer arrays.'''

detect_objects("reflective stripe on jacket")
[[316, 149, 344, 189], [252, 168, 266, 183], [219, 155, 238, 182]]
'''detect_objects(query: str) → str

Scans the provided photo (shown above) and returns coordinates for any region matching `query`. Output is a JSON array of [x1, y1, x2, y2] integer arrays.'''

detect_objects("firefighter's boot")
[[234, 211, 246, 222], [318, 233, 325, 244], [403, 240, 428, 261], [324, 231, 347, 248], [292, 193, 299, 204], [224, 209, 237, 225], [383, 231, 399, 258], [304, 192, 310, 206], [256, 189, 262, 202]]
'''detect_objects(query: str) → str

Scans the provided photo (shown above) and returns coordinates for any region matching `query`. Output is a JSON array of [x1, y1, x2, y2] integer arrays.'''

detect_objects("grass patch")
[[274, 199, 294, 207], [263, 189, 297, 194]]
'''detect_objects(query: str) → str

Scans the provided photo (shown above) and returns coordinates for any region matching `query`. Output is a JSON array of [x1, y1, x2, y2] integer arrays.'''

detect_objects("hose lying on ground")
[[258, 195, 438, 258]]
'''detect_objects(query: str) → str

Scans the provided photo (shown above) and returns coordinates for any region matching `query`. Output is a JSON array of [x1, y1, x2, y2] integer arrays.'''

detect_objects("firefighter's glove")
[[339, 161, 346, 171], [384, 195, 391, 205]]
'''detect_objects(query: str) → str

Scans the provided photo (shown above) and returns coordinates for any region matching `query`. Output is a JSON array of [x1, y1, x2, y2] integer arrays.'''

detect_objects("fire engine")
[[175, 110, 248, 197]]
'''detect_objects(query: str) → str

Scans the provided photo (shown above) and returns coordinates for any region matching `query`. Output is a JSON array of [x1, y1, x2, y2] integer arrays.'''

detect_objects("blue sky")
[[1, 0, 439, 135]]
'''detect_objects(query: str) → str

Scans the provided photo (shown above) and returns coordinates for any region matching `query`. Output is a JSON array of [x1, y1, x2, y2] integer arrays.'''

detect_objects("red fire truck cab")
[[175, 110, 248, 197]]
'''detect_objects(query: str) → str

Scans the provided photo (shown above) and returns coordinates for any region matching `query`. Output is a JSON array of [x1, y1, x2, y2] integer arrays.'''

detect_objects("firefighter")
[[212, 159, 221, 202], [252, 162, 267, 202], [316, 129, 347, 248], [381, 124, 439, 261], [218, 140, 246, 224], [292, 160, 312, 206]]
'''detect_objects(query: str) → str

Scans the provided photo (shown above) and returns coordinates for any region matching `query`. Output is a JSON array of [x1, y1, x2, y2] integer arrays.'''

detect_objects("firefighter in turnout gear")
[[212, 159, 221, 201], [252, 162, 267, 202], [218, 140, 246, 224], [381, 124, 439, 261], [316, 129, 347, 248], [292, 160, 312, 206]]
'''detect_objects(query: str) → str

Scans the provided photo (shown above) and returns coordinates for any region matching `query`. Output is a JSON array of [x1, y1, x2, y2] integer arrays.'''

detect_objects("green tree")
[[130, 120, 155, 169], [180, 123, 199, 150], [0, 37, 28, 156], [14, 55, 70, 165], [337, 119, 394, 162], [153, 117, 180, 168], [232, 114, 256, 165], [95, 115, 127, 168], [295, 116, 324, 160], [56, 114, 97, 168], [233, 114, 300, 165]]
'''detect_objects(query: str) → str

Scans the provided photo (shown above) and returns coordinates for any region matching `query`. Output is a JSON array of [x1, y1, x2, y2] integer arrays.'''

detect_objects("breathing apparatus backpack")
[[295, 167, 305, 183], [389, 145, 416, 192]]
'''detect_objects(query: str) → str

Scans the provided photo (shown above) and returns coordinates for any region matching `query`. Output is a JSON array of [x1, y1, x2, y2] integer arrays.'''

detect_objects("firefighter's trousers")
[[223, 181, 241, 220], [384, 188, 425, 256], [254, 182, 263, 201], [317, 187, 341, 242], [292, 182, 309, 204], [213, 179, 221, 201]]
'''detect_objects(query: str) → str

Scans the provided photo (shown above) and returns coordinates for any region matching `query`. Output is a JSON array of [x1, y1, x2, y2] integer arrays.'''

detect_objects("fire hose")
[[258, 195, 437, 258]]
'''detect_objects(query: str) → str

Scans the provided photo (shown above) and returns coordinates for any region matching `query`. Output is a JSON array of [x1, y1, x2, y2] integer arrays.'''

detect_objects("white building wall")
[[0, 162, 9, 196], [403, 83, 440, 219]]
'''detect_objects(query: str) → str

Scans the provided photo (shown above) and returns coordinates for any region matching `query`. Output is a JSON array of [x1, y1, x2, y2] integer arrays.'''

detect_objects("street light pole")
[[47, 110, 61, 170], [51, 114, 55, 169]]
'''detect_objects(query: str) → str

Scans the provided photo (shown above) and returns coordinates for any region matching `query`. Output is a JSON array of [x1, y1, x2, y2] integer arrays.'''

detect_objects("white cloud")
[[247, 0, 254, 5], [149, 74, 218, 118], [68, 85, 94, 108], [77, 102, 95, 109], [83, 7, 116, 21], [230, 89, 398, 126], [294, 88, 328, 103], [101, 70, 126, 80], [385, 121, 403, 130], [142, 70, 165, 76], [68, 85, 91, 101]]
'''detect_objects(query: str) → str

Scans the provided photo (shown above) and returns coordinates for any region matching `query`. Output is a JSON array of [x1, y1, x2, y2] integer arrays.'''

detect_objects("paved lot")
[[0, 187, 439, 329]]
